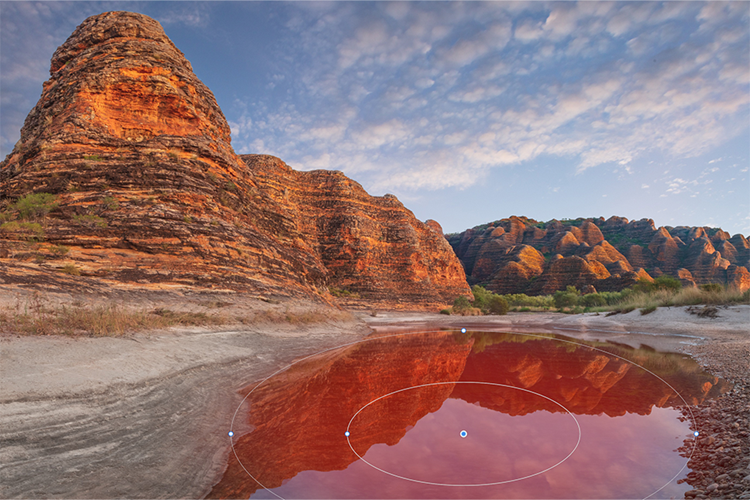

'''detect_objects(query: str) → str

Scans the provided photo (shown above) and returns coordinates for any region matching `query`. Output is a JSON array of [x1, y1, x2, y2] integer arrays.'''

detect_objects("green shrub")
[[700, 283, 723, 293], [487, 295, 509, 315], [60, 264, 81, 276], [453, 295, 472, 313], [598, 291, 628, 305], [640, 305, 657, 315], [0, 221, 19, 232], [471, 285, 492, 312], [329, 287, 359, 298], [50, 245, 70, 256], [553, 290, 579, 309], [632, 278, 656, 294], [439, 309, 451, 315], [581, 293, 606, 307], [83, 154, 104, 161], [102, 196, 119, 210], [654, 275, 682, 292], [502, 293, 554, 309], [0, 221, 45, 239], [13, 193, 58, 220]]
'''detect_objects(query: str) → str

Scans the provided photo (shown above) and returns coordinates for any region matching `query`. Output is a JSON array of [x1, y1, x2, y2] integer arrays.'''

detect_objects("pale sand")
[[0, 305, 747, 498]]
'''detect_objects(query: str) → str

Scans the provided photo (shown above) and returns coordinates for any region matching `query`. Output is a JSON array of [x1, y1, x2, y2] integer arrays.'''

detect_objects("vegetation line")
[[446, 278, 749, 316]]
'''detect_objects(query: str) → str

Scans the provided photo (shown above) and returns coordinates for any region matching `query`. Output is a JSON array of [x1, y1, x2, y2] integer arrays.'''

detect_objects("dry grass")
[[0, 299, 226, 336], [447, 306, 484, 316], [588, 287, 749, 314], [0, 294, 356, 337], [237, 308, 354, 325]]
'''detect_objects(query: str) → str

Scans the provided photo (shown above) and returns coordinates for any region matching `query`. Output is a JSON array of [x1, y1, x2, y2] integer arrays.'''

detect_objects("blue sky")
[[1, 1, 748, 236]]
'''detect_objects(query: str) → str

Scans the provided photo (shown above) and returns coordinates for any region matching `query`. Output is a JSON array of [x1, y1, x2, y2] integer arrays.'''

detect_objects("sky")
[[1, 1, 748, 236]]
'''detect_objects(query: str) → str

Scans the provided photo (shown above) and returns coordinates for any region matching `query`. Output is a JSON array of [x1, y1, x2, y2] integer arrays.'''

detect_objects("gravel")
[[678, 341, 750, 499]]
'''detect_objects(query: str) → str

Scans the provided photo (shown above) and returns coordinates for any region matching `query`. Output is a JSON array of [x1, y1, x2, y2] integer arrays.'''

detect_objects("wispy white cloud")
[[223, 2, 748, 193]]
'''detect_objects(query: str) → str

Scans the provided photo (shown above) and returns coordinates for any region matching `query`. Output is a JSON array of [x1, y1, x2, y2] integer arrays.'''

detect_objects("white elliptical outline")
[[226, 328, 701, 500], [345, 380, 582, 487]]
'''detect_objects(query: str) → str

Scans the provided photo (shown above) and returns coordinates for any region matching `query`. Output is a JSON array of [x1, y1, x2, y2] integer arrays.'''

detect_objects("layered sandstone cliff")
[[448, 216, 750, 294], [0, 12, 469, 306], [243, 155, 469, 304]]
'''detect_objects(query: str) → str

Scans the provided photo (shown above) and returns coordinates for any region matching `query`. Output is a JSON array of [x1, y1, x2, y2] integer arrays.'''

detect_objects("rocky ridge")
[[448, 216, 750, 295], [0, 11, 470, 307]]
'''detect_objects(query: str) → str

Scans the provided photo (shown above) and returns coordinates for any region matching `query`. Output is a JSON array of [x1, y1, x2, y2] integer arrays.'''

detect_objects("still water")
[[208, 329, 729, 499]]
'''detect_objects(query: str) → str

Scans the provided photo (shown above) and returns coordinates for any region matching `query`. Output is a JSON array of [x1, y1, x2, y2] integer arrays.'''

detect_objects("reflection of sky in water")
[[209, 331, 728, 500], [256, 402, 688, 499]]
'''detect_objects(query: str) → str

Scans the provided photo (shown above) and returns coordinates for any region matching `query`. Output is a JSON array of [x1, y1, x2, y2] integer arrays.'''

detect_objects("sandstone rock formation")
[[243, 155, 469, 305], [448, 216, 750, 294], [0, 12, 469, 306]]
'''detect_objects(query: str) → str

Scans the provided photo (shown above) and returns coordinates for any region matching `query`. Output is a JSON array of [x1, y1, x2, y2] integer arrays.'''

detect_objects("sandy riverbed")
[[1, 305, 748, 498]]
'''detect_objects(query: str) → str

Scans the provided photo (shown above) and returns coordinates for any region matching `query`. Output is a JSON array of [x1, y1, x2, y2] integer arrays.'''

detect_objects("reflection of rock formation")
[[208, 332, 729, 499], [453, 335, 726, 417], [207, 332, 473, 498]]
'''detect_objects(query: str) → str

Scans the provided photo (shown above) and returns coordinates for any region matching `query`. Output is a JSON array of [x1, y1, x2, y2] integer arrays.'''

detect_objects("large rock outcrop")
[[243, 155, 469, 304], [0, 12, 470, 306], [448, 216, 750, 294]]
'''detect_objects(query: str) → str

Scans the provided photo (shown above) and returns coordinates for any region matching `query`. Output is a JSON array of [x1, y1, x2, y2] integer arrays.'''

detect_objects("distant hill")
[[447, 216, 750, 295]]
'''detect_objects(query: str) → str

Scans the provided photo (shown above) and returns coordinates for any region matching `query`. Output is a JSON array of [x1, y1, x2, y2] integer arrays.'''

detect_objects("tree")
[[471, 285, 492, 312], [453, 296, 472, 313], [487, 295, 509, 315], [653, 275, 682, 292], [553, 289, 579, 309], [581, 293, 606, 307]]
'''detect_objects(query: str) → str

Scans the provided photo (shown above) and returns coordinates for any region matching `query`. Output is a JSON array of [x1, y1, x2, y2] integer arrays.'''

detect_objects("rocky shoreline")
[[680, 342, 750, 499]]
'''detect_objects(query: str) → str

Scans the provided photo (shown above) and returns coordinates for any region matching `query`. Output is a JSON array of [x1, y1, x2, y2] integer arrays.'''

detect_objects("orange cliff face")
[[243, 155, 471, 306], [0, 11, 326, 296], [0, 12, 470, 305], [207, 331, 729, 498]]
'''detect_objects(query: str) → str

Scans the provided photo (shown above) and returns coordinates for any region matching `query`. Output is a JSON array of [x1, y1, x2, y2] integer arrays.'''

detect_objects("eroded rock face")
[[0, 12, 469, 305], [243, 155, 470, 305], [448, 216, 749, 294]]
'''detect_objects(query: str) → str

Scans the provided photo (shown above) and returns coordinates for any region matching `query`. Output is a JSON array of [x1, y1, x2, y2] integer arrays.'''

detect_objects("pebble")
[[707, 483, 719, 492]]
